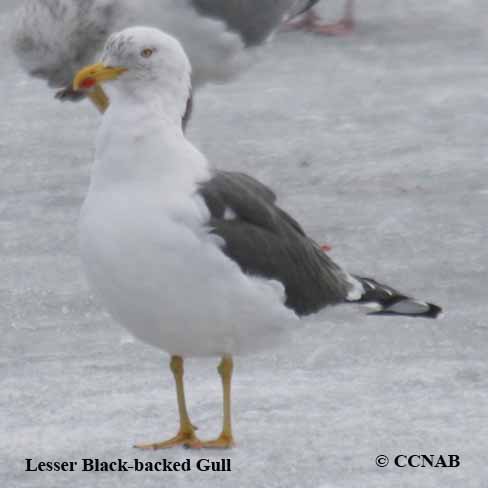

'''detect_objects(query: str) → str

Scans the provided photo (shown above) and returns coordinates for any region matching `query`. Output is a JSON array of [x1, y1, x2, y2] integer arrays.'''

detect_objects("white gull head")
[[84, 26, 192, 124]]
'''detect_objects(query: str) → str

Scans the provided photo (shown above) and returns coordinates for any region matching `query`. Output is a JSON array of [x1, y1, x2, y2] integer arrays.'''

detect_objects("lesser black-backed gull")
[[70, 26, 441, 448]]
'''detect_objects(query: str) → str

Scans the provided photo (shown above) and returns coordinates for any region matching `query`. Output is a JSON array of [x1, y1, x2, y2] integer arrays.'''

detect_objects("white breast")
[[79, 182, 298, 357], [78, 88, 298, 357]]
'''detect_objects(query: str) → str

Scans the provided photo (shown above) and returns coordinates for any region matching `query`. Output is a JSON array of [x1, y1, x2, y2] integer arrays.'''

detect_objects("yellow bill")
[[72, 63, 128, 114]]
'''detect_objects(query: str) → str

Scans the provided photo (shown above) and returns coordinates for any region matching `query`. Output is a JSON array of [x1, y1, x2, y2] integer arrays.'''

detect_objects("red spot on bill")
[[81, 78, 97, 89]]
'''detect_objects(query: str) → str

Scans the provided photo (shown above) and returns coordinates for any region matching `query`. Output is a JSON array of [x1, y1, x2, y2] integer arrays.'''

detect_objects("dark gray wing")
[[198, 171, 351, 315], [198, 171, 442, 319], [191, 0, 318, 46]]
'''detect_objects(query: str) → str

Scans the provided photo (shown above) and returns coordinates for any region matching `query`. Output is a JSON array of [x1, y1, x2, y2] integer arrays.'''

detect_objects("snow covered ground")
[[2, 1, 488, 487]]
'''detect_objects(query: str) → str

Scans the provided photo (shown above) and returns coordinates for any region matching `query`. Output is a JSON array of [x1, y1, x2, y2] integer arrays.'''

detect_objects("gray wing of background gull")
[[11, 0, 320, 96], [191, 0, 321, 46], [198, 171, 442, 318]]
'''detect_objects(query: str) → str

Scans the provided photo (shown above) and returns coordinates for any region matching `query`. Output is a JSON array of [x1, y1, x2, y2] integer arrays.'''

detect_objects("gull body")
[[79, 28, 297, 357], [73, 26, 441, 448]]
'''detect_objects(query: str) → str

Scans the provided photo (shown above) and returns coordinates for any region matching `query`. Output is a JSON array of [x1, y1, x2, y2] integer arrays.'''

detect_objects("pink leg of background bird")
[[285, 0, 355, 36]]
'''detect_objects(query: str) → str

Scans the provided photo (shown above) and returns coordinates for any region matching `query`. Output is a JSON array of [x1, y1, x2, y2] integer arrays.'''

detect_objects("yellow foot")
[[188, 434, 235, 449], [134, 431, 200, 450]]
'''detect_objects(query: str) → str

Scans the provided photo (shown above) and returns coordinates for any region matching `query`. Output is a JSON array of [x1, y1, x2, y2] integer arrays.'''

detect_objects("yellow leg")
[[135, 356, 200, 449], [87, 85, 110, 113], [195, 355, 235, 448]]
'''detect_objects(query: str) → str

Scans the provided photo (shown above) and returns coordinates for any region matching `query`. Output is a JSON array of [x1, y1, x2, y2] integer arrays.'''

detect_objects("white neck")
[[107, 74, 190, 126], [89, 87, 209, 196]]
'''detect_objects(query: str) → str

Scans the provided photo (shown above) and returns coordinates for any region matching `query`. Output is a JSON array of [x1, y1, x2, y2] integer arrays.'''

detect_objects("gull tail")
[[349, 276, 442, 319]]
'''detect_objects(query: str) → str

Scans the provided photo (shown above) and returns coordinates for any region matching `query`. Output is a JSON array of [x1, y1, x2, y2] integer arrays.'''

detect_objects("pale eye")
[[141, 48, 154, 58]]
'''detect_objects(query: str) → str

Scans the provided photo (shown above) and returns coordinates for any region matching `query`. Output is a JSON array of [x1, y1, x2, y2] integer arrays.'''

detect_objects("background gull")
[[11, 0, 320, 109]]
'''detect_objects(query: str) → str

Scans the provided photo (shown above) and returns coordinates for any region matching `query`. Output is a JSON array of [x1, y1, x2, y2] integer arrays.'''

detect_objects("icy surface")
[[2, 1, 488, 487]]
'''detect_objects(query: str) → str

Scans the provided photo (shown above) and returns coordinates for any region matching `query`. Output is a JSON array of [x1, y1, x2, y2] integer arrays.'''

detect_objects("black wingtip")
[[368, 302, 443, 319], [352, 276, 443, 319], [423, 303, 443, 319]]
